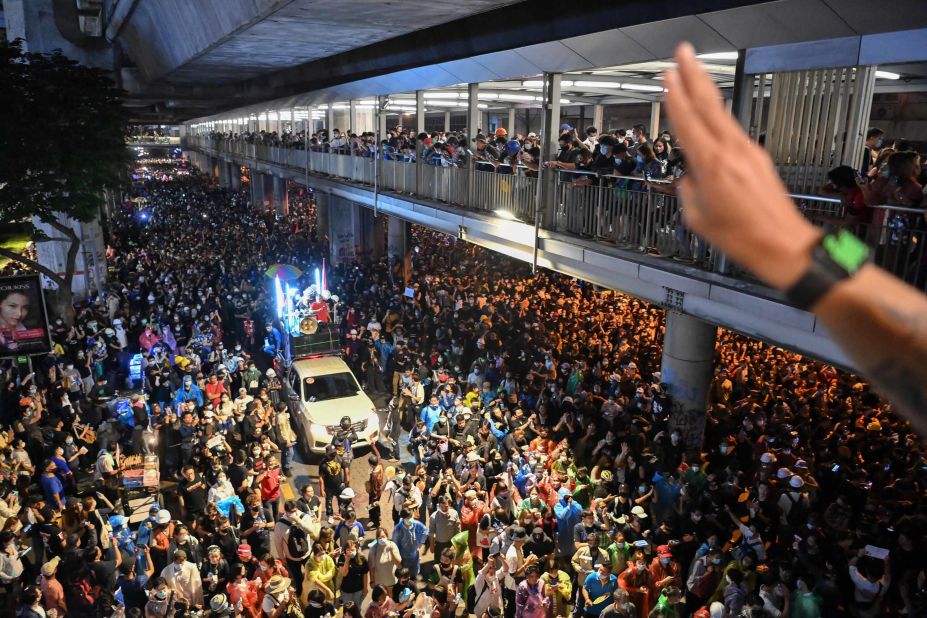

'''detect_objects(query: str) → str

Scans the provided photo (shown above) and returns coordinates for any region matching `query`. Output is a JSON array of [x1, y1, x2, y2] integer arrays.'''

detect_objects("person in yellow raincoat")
[[539, 556, 572, 618], [451, 531, 475, 604], [302, 542, 336, 605]]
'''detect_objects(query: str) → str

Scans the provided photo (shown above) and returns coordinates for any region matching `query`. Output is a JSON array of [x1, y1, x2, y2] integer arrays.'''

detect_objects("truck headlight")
[[309, 423, 328, 437]]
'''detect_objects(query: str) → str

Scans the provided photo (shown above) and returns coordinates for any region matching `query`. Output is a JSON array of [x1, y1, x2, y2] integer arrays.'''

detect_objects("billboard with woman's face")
[[0, 275, 52, 357]]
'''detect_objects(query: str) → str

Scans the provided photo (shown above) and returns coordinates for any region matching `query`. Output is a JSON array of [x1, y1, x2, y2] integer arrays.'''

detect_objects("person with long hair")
[[0, 290, 29, 334]]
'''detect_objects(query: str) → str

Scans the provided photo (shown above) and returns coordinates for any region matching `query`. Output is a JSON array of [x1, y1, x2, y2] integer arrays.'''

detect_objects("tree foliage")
[[0, 38, 130, 314]]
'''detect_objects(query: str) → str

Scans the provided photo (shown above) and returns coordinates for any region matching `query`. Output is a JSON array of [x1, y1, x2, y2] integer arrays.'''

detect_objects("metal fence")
[[187, 137, 927, 291]]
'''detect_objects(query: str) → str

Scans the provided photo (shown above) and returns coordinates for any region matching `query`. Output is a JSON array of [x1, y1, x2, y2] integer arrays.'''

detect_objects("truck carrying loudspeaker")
[[290, 322, 340, 358]]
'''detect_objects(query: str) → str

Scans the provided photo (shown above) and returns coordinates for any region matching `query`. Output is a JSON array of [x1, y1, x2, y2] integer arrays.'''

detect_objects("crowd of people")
[[0, 151, 925, 618], [205, 122, 680, 180]]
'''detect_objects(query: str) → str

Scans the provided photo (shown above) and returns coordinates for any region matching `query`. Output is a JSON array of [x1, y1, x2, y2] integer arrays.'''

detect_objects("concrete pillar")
[[262, 173, 275, 212], [649, 101, 661, 141], [542, 73, 562, 164], [356, 208, 385, 260], [730, 50, 751, 132], [378, 97, 388, 139], [217, 160, 229, 188], [315, 191, 330, 251], [661, 311, 718, 450], [250, 172, 265, 210], [593, 104, 604, 132], [444, 112, 451, 133], [229, 163, 241, 190], [329, 195, 359, 264], [349, 100, 358, 135], [507, 108, 516, 136], [273, 176, 288, 217], [387, 216, 412, 284], [416, 90, 426, 134], [387, 215, 407, 260], [467, 83, 480, 139], [327, 107, 335, 133]]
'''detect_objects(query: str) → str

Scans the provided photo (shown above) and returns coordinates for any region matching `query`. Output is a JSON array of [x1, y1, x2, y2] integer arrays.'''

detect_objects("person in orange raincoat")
[[618, 553, 655, 618]]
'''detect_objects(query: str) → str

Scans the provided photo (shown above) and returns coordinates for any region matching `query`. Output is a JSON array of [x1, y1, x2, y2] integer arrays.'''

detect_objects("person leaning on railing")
[[664, 42, 927, 438]]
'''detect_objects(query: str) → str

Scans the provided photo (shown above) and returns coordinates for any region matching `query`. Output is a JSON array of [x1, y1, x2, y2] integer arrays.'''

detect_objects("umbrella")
[[264, 264, 302, 280]]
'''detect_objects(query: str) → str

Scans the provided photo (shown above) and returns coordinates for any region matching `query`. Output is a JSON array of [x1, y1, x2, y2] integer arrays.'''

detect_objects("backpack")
[[466, 578, 488, 616], [287, 523, 309, 557], [785, 492, 809, 527], [70, 574, 98, 613]]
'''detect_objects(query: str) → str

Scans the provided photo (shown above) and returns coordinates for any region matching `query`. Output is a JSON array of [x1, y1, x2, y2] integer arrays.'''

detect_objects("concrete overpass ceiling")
[[114, 0, 521, 84], [108, 0, 927, 122]]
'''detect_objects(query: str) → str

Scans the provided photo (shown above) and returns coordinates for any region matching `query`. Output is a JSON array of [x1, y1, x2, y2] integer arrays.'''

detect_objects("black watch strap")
[[785, 243, 852, 310]]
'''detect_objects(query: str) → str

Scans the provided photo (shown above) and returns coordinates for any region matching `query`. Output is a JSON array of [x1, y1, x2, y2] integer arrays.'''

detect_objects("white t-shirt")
[[263, 589, 290, 616]]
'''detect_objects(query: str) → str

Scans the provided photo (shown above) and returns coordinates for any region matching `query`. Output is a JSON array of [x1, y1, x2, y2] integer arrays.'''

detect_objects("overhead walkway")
[[182, 136, 890, 370]]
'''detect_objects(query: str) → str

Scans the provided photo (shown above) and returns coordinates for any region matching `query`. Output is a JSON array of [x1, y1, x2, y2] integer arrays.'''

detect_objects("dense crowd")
[[206, 123, 680, 180], [0, 156, 924, 618]]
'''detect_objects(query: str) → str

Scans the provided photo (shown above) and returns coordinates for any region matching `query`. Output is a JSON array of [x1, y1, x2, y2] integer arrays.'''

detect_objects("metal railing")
[[187, 136, 927, 291]]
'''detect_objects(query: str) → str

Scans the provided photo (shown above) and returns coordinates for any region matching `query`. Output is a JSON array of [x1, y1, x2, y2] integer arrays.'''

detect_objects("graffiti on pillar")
[[329, 200, 357, 264], [661, 364, 708, 450], [667, 407, 707, 451]]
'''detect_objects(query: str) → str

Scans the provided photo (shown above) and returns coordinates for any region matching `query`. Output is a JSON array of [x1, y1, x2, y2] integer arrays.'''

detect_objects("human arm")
[[663, 42, 927, 438]]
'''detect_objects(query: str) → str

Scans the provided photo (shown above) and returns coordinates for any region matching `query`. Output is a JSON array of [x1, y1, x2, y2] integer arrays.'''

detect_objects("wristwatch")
[[785, 230, 869, 310]]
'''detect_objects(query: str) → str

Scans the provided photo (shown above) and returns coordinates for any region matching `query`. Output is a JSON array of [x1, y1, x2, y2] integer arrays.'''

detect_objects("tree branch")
[[0, 246, 64, 286], [43, 217, 81, 287]]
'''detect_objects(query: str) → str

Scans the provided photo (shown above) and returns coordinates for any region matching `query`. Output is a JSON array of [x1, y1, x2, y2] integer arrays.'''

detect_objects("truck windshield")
[[303, 373, 360, 402]]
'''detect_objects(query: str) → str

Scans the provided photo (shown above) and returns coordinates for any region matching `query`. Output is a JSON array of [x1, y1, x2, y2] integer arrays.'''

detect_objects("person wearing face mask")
[[688, 544, 725, 606], [572, 533, 610, 618], [160, 549, 204, 607], [649, 545, 681, 594], [617, 555, 654, 618], [391, 508, 428, 578], [169, 525, 203, 568], [146, 577, 174, 617], [862, 128, 884, 173], [301, 543, 336, 604], [198, 545, 231, 602], [368, 527, 402, 589]]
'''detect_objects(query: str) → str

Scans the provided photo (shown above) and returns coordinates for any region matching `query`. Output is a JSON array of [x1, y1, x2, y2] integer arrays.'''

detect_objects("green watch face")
[[822, 230, 869, 273]]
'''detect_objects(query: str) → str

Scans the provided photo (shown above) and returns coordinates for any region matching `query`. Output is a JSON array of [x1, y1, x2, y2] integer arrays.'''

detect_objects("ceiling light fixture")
[[697, 51, 739, 60], [875, 70, 900, 80], [572, 81, 622, 89], [621, 83, 665, 92]]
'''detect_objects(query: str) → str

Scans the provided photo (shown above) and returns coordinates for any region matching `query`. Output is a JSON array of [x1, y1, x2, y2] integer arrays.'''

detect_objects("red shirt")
[[260, 466, 281, 501]]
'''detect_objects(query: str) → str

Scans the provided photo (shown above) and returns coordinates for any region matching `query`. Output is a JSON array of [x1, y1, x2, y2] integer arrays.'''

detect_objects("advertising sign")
[[0, 274, 52, 357]]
